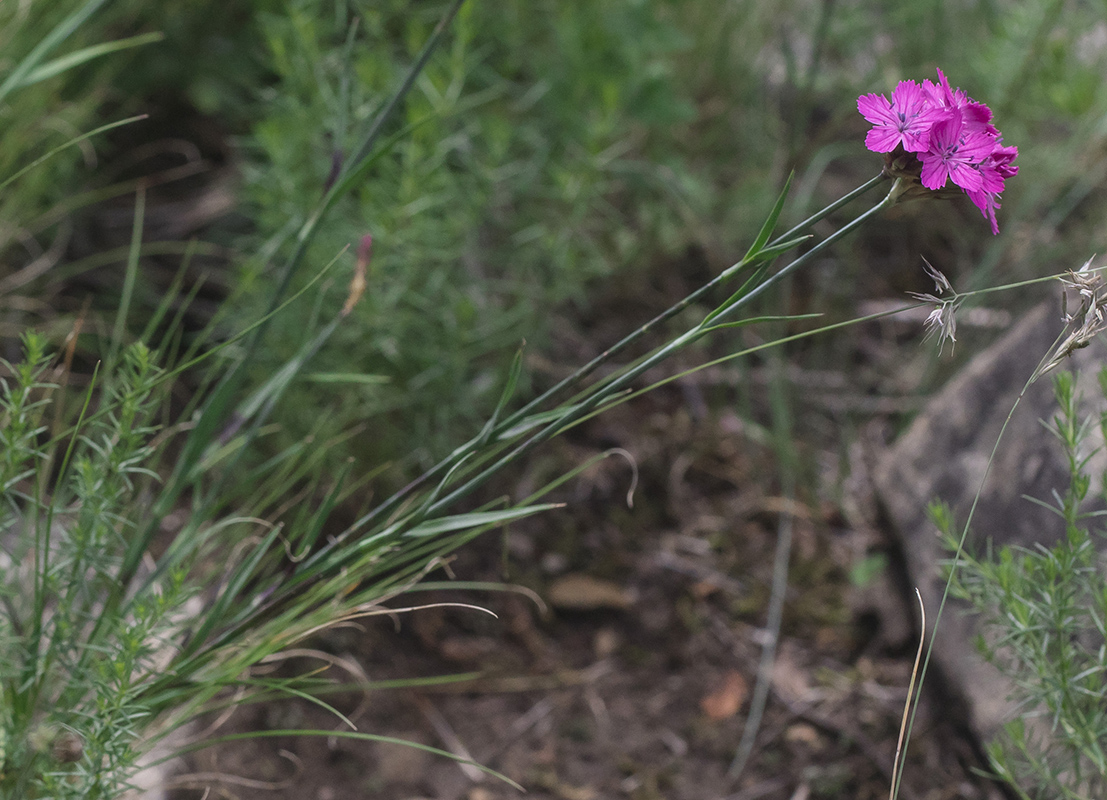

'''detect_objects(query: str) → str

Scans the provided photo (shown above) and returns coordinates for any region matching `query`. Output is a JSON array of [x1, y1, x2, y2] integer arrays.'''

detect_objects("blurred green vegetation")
[[0, 2, 112, 322], [7, 0, 1107, 482], [232, 0, 1107, 480], [235, 0, 734, 473]]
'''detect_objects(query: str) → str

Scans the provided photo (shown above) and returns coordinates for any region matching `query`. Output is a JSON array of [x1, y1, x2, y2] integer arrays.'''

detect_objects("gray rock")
[[874, 299, 1107, 737]]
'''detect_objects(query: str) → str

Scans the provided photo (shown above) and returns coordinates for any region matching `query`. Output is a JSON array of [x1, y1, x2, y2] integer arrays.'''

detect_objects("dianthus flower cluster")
[[857, 68, 1017, 234]]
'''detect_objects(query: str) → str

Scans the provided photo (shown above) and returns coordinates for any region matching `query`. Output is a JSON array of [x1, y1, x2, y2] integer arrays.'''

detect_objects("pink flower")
[[965, 189, 1000, 235], [919, 111, 995, 191], [858, 69, 1017, 234], [923, 68, 995, 135], [857, 81, 944, 153], [991, 143, 1019, 179], [964, 143, 1018, 235]]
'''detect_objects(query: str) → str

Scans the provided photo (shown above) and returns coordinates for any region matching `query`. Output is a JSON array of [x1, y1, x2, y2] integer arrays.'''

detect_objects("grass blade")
[[742, 170, 794, 262], [18, 31, 164, 87], [0, 0, 111, 105]]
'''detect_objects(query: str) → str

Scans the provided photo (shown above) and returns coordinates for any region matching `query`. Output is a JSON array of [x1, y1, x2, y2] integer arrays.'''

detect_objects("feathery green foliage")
[[941, 370, 1107, 800]]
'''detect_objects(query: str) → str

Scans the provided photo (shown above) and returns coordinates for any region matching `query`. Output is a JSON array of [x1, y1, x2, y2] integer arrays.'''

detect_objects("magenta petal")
[[857, 80, 948, 154], [889, 80, 925, 109], [948, 163, 984, 192], [993, 144, 1019, 178], [967, 190, 1001, 235], [861, 68, 1014, 235], [921, 78, 941, 106], [978, 164, 1005, 194], [857, 92, 893, 125], [865, 127, 902, 152], [961, 102, 993, 131], [935, 67, 950, 93], [960, 129, 998, 160], [920, 159, 948, 189], [898, 126, 930, 153]]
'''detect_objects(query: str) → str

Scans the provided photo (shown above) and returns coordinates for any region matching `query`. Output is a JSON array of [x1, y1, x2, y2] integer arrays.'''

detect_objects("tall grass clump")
[[0, 0, 169, 356], [0, 0, 138, 295]]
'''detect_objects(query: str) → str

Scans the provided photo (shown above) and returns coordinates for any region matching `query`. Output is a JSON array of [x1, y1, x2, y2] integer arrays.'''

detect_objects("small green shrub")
[[942, 369, 1107, 799]]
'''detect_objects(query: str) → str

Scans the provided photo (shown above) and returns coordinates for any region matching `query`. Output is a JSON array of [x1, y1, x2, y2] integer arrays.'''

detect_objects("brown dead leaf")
[[547, 574, 635, 610], [784, 722, 822, 747], [690, 579, 720, 600], [699, 669, 749, 720], [555, 784, 596, 800]]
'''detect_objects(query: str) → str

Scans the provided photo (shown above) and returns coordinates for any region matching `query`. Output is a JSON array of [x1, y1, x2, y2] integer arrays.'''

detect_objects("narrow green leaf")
[[748, 235, 811, 263], [477, 343, 526, 445], [177, 522, 286, 661], [0, 0, 111, 105], [140, 241, 197, 346], [233, 677, 356, 730], [702, 263, 771, 326], [302, 372, 390, 385], [495, 403, 586, 439], [374, 503, 562, 544], [193, 313, 343, 479], [408, 453, 475, 526], [0, 115, 146, 195], [516, 449, 632, 508], [19, 31, 165, 87], [742, 170, 794, 262], [230, 320, 341, 431], [289, 460, 352, 557], [404, 503, 563, 538], [698, 313, 823, 335], [109, 185, 145, 365]]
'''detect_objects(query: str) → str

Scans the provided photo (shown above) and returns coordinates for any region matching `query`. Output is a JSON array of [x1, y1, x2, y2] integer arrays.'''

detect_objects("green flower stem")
[[411, 178, 903, 522], [710, 176, 901, 324], [262, 172, 899, 635], [772, 171, 888, 252], [284, 174, 902, 590], [336, 172, 889, 542]]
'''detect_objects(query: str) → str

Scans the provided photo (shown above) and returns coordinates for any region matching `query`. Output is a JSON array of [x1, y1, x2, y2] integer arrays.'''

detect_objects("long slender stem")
[[412, 179, 900, 522], [729, 481, 795, 780], [288, 175, 903, 583], [729, 371, 797, 782], [891, 588, 925, 800], [902, 341, 1061, 790], [711, 178, 900, 324], [773, 171, 888, 250], [338, 172, 889, 540], [279, 173, 898, 598]]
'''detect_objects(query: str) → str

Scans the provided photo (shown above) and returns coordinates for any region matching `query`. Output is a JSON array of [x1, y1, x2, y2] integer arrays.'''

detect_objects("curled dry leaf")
[[547, 574, 636, 611], [699, 669, 750, 720]]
